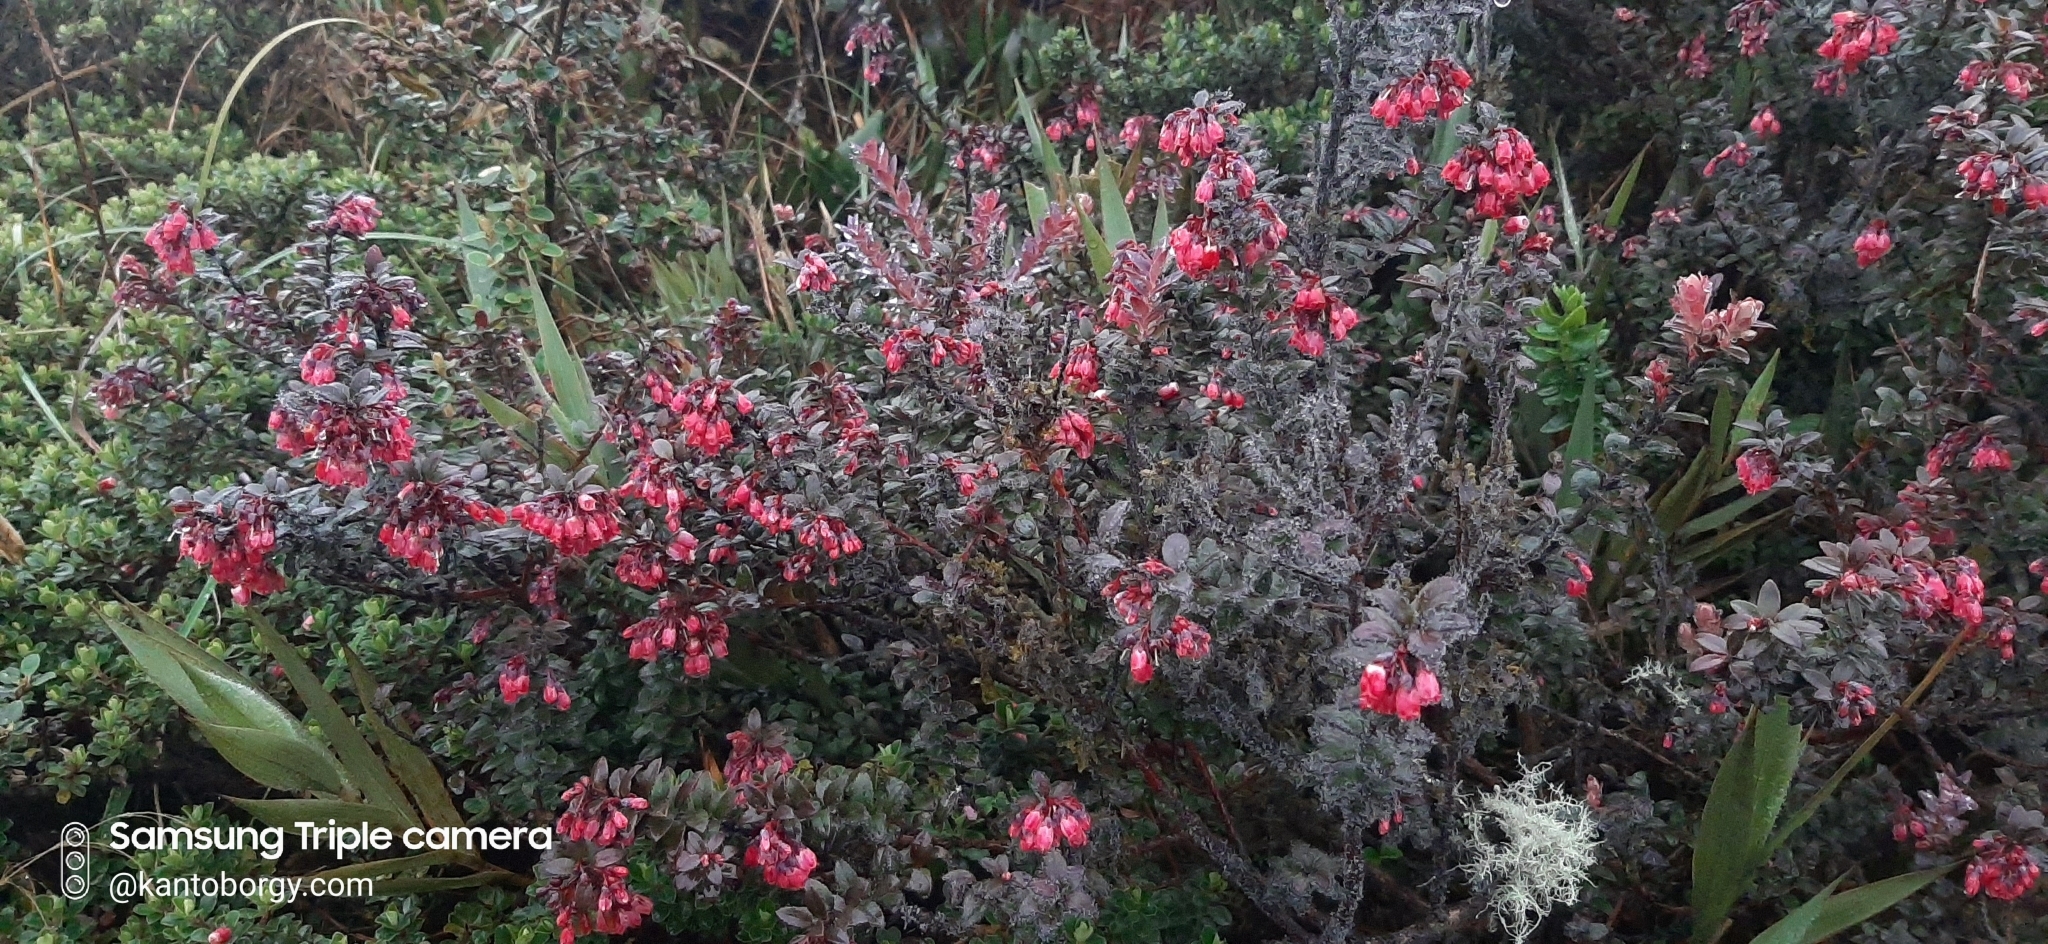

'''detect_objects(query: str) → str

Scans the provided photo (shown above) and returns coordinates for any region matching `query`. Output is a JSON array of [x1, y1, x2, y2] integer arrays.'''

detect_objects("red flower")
[[144, 201, 220, 277], [1853, 218, 1892, 268], [378, 471, 503, 574], [299, 344, 338, 384], [269, 374, 416, 489], [1052, 410, 1097, 458], [325, 194, 381, 237], [542, 676, 571, 711], [1010, 777, 1092, 853], [845, 18, 897, 85], [1645, 356, 1674, 405], [1702, 141, 1752, 177], [1970, 436, 2012, 472], [1832, 680, 1877, 724], [1369, 58, 1473, 127], [1168, 215, 1225, 278], [620, 434, 701, 531], [1726, 0, 1781, 57], [724, 719, 795, 787], [1050, 342, 1102, 394], [1196, 149, 1258, 204], [1565, 553, 1594, 598], [1441, 127, 1551, 218], [1949, 557, 1987, 629], [1677, 33, 1713, 79], [747, 823, 818, 890], [1358, 650, 1443, 721], [499, 655, 531, 704], [1119, 115, 1156, 150], [614, 542, 668, 589], [794, 251, 837, 293], [1736, 447, 1780, 494], [1282, 271, 1362, 357], [170, 487, 285, 604], [1749, 105, 1782, 138], [542, 857, 652, 943], [1159, 101, 1233, 165], [1817, 10, 1898, 74], [557, 776, 648, 846], [510, 488, 623, 557], [1960, 60, 2043, 101], [623, 595, 731, 676], [1965, 834, 2041, 900]]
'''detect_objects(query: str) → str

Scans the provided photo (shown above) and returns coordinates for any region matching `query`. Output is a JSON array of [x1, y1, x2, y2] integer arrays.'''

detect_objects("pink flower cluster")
[[1954, 151, 2048, 213], [323, 194, 382, 237], [1853, 218, 1892, 268], [1735, 447, 1780, 494], [613, 542, 670, 590], [1279, 269, 1362, 357], [1358, 649, 1443, 721], [378, 475, 505, 574], [1702, 140, 1753, 178], [557, 777, 649, 847], [648, 374, 753, 457], [1441, 127, 1552, 218], [543, 857, 652, 944], [784, 514, 863, 583], [1369, 58, 1472, 127], [1749, 106, 1782, 137], [1965, 834, 2041, 901], [794, 251, 837, 292], [170, 489, 285, 604], [269, 375, 416, 489], [724, 725, 795, 787], [1725, 0, 1780, 57], [1102, 559, 1211, 683], [1158, 101, 1233, 165], [1049, 342, 1101, 394], [510, 488, 624, 557], [1831, 680, 1877, 724], [623, 594, 731, 677], [1010, 778, 1092, 853], [144, 202, 220, 277], [1959, 60, 2042, 101], [499, 655, 531, 703], [1051, 410, 1098, 459], [747, 823, 818, 890], [1817, 11, 1898, 74], [619, 436, 702, 532], [1664, 274, 1771, 359], [1677, 33, 1713, 79], [844, 17, 897, 85], [1926, 427, 2014, 475]]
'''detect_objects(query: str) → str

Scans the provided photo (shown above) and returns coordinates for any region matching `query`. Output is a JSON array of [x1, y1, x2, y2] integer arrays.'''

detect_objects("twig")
[[0, 61, 107, 118], [166, 35, 221, 133], [22, 0, 109, 249]]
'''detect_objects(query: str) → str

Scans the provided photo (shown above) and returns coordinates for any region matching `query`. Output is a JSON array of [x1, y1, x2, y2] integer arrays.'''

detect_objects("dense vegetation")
[[2, 0, 2046, 942]]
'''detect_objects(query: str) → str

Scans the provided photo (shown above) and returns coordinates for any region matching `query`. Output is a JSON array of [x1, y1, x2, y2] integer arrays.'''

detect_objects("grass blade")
[[198, 18, 362, 202]]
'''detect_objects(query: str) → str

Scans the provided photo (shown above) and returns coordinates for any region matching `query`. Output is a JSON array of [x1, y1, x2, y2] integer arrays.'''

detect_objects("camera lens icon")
[[60, 822, 90, 900]]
